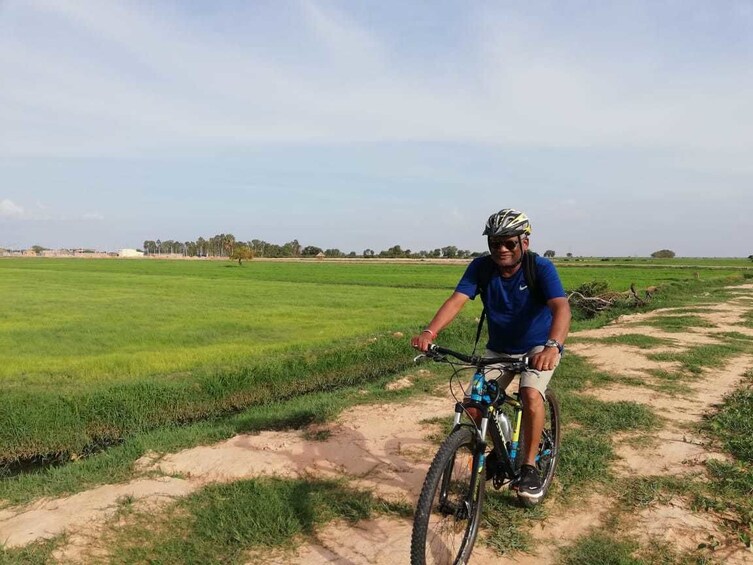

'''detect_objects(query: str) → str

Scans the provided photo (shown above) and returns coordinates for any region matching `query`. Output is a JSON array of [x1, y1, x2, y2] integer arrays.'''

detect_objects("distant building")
[[118, 248, 144, 258]]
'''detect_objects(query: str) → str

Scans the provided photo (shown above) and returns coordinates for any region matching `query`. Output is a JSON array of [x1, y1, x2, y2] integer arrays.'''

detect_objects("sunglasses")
[[488, 238, 521, 251]]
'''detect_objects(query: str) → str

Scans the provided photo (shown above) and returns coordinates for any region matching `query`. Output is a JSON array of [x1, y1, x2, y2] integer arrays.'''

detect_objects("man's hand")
[[411, 330, 434, 352], [530, 346, 560, 371]]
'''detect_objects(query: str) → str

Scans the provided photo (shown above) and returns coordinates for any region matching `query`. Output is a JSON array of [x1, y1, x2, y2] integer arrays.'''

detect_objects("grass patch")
[[666, 369, 753, 551], [589, 334, 676, 350], [108, 478, 385, 563], [643, 368, 695, 394], [616, 475, 697, 508], [561, 529, 707, 565], [642, 315, 717, 333], [556, 431, 615, 493], [704, 372, 753, 463], [740, 310, 753, 328], [531, 352, 658, 496], [561, 396, 657, 435], [0, 330, 422, 467], [482, 490, 545, 554], [0, 365, 447, 508], [647, 342, 748, 374], [547, 353, 618, 393], [558, 532, 640, 565], [719, 331, 753, 343], [0, 538, 61, 565]]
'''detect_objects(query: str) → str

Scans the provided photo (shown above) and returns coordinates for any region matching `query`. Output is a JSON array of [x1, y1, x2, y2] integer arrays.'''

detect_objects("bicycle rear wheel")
[[411, 427, 485, 565], [517, 388, 561, 507]]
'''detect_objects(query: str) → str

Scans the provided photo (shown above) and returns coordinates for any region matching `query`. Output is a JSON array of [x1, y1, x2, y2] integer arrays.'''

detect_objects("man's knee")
[[520, 386, 544, 412]]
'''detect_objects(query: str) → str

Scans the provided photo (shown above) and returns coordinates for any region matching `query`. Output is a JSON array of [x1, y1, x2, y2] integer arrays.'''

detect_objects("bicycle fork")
[[453, 399, 522, 484]]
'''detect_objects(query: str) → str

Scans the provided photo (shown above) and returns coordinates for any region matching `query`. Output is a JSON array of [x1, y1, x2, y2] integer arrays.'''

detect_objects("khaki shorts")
[[484, 345, 559, 400]]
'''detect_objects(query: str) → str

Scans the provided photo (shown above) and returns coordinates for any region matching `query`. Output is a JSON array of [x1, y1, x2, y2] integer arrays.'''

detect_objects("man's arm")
[[411, 291, 470, 351], [547, 296, 571, 345], [531, 296, 571, 371]]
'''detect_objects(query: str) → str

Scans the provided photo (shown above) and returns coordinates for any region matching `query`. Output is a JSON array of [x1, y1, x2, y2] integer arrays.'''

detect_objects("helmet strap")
[[511, 235, 525, 266]]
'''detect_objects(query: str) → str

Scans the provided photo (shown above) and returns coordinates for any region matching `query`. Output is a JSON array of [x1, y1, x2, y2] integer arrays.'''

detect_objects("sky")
[[1, 0, 752, 256]]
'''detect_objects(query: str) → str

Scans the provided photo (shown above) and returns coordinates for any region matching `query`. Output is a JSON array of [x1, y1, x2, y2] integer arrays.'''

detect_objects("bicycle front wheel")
[[411, 427, 485, 565]]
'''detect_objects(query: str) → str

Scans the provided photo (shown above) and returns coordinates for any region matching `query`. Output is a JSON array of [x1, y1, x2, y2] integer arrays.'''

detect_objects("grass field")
[[0, 257, 749, 466]]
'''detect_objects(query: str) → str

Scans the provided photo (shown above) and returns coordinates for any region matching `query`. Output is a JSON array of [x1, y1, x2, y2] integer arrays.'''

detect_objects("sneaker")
[[516, 464, 544, 502]]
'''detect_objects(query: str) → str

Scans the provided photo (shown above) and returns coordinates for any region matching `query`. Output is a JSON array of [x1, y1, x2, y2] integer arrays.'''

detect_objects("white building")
[[118, 248, 144, 258]]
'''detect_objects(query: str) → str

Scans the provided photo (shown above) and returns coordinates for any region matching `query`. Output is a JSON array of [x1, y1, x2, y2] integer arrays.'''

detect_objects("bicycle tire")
[[517, 388, 561, 507], [411, 427, 485, 565]]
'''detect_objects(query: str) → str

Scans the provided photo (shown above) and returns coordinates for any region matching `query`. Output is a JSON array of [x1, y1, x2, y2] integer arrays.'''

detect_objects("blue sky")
[[1, 0, 751, 256]]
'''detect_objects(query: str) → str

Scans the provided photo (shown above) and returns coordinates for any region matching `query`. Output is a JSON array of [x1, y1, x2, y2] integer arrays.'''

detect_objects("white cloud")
[[0, 199, 25, 218], [2, 2, 751, 255], [0, 1, 750, 178]]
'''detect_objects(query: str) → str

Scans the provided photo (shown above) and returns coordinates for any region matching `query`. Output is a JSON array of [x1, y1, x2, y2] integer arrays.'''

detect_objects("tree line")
[[141, 235, 486, 260]]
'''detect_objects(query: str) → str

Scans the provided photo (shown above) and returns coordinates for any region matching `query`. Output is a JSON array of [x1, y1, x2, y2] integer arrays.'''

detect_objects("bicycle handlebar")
[[425, 344, 530, 370]]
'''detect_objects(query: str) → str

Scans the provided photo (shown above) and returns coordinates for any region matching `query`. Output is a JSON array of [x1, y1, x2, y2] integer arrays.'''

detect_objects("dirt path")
[[2, 284, 753, 563]]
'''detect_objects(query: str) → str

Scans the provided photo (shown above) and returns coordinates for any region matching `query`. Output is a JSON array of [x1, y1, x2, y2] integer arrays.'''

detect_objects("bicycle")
[[410, 343, 561, 565]]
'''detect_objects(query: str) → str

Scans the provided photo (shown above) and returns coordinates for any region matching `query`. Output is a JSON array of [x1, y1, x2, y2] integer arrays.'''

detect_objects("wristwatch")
[[544, 339, 564, 354]]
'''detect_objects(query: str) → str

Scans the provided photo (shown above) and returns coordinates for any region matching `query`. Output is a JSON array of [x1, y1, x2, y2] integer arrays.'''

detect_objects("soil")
[[1, 284, 753, 563]]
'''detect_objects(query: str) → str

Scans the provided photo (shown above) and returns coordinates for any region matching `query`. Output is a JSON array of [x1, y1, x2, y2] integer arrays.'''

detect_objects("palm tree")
[[223, 234, 236, 257]]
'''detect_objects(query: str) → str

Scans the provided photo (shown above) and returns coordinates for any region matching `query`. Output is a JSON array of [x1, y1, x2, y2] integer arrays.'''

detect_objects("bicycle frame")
[[449, 371, 526, 487]]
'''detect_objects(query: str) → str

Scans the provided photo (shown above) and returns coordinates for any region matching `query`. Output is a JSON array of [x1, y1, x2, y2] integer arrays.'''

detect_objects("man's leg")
[[516, 346, 558, 502], [520, 386, 545, 467]]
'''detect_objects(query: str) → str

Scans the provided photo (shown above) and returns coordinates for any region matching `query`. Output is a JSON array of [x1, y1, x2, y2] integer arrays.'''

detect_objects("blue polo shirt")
[[455, 255, 566, 354]]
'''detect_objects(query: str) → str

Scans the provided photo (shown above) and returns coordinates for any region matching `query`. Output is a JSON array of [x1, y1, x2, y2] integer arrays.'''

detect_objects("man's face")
[[488, 235, 528, 267]]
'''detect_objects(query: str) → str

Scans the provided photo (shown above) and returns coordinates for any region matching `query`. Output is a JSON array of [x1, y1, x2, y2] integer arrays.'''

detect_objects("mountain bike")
[[410, 344, 560, 565]]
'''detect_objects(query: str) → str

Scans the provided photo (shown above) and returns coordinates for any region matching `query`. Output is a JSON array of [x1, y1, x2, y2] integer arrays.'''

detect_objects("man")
[[411, 208, 571, 503]]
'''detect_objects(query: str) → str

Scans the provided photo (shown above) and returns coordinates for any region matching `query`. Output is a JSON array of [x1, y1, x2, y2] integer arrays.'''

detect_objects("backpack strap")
[[523, 251, 546, 305], [473, 256, 497, 355]]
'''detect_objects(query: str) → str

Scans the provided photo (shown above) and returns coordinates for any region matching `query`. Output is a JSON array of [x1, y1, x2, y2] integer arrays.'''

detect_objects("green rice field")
[[0, 257, 749, 466]]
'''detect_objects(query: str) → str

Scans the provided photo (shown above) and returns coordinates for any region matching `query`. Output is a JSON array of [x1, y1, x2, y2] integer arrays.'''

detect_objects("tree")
[[142, 240, 157, 255], [223, 234, 236, 257], [230, 245, 253, 265], [543, 250, 556, 258], [324, 248, 344, 257], [302, 246, 323, 257], [651, 249, 676, 258], [566, 252, 573, 258], [196, 237, 207, 257], [281, 239, 301, 257], [441, 246, 458, 259], [748, 255, 753, 262], [363, 249, 375, 258], [31, 245, 46, 255]]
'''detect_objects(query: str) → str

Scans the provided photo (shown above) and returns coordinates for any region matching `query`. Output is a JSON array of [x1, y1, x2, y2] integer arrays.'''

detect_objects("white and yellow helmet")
[[483, 209, 532, 237]]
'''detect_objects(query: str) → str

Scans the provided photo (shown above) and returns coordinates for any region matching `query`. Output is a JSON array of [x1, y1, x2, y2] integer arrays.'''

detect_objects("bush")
[[572, 280, 610, 297], [651, 249, 676, 258]]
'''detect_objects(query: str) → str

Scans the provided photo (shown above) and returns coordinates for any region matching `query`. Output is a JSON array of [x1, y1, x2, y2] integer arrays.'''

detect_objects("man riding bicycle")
[[411, 208, 571, 503]]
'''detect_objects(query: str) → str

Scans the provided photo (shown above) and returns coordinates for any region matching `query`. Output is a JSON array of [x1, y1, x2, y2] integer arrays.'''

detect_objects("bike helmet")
[[483, 209, 532, 237]]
